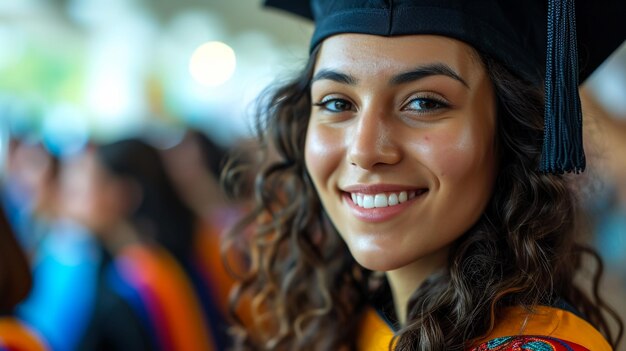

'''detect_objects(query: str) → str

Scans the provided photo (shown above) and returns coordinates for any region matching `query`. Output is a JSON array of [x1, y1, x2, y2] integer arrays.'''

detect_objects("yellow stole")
[[357, 305, 612, 351]]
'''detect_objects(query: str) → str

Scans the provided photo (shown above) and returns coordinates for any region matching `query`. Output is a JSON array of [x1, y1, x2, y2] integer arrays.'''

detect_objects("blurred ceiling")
[[40, 0, 314, 46], [152, 0, 312, 44], [0, 0, 315, 147]]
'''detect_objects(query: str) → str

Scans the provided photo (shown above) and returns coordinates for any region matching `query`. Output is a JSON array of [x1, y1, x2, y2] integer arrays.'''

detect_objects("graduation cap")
[[264, 0, 626, 174]]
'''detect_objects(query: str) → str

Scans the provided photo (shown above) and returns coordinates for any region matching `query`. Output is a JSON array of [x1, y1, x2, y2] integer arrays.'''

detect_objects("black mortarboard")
[[264, 0, 626, 174]]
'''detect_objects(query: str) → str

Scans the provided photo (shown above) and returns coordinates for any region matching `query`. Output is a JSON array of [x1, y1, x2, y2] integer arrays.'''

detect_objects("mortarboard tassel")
[[540, 0, 586, 174]]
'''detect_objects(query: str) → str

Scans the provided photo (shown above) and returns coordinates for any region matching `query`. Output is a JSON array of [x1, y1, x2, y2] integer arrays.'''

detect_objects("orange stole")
[[117, 245, 215, 351], [193, 222, 256, 330], [193, 223, 236, 313], [0, 318, 48, 351], [357, 305, 611, 351]]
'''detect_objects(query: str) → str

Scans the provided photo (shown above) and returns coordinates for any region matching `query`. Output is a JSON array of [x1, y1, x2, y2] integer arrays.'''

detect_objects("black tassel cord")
[[541, 0, 586, 174]]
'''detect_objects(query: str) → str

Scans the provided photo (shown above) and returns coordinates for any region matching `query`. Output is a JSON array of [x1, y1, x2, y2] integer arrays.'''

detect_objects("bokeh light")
[[188, 41, 236, 87]]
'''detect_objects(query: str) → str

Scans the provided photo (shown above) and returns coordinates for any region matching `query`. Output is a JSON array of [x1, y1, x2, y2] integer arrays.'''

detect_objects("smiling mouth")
[[347, 189, 428, 209]]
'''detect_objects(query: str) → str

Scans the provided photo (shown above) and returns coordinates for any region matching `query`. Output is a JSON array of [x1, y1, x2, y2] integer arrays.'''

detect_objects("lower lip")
[[342, 191, 426, 223]]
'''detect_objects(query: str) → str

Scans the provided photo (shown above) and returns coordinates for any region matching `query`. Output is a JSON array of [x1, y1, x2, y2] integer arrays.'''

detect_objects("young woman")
[[223, 0, 625, 350], [64, 140, 217, 351]]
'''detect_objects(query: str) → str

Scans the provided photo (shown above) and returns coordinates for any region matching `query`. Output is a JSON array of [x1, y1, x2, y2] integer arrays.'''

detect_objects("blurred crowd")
[[0, 129, 254, 350]]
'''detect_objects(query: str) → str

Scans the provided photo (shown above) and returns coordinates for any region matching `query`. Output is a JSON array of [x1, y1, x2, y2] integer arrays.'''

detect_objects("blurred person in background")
[[2, 139, 58, 256], [581, 85, 626, 274], [161, 129, 232, 224], [63, 139, 217, 351], [161, 129, 254, 349], [0, 198, 48, 350], [1, 137, 100, 351], [580, 84, 626, 337]]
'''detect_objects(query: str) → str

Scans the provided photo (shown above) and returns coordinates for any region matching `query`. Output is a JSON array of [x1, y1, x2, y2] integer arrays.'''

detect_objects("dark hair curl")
[[222, 47, 623, 350]]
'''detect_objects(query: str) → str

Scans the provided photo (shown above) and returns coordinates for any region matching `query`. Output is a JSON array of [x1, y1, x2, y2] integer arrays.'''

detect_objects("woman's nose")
[[347, 110, 402, 169]]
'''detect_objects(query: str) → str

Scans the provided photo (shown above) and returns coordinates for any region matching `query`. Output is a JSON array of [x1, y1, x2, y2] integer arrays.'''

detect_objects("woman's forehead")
[[314, 33, 484, 82]]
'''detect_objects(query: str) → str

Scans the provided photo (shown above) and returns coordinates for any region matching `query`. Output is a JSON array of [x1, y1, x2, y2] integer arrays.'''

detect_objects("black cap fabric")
[[265, 0, 625, 84], [264, 0, 626, 174]]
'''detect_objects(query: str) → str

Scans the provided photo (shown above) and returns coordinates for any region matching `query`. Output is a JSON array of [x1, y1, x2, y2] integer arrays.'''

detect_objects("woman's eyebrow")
[[389, 63, 469, 88], [312, 69, 358, 85], [311, 63, 468, 88]]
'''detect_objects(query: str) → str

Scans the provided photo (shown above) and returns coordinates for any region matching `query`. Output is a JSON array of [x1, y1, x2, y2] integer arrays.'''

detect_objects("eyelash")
[[402, 95, 450, 113], [312, 97, 354, 113]]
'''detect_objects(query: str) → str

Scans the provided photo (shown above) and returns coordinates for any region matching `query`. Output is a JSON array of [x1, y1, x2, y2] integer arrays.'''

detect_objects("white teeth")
[[374, 194, 388, 208], [349, 190, 423, 209], [388, 193, 399, 206], [362, 195, 375, 209], [399, 191, 408, 203]]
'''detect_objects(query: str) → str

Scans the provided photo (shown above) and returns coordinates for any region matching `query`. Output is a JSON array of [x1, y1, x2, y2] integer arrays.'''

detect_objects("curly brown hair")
[[222, 47, 623, 350]]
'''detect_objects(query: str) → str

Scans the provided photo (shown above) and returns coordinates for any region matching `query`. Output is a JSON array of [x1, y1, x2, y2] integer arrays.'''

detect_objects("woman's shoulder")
[[470, 305, 612, 351]]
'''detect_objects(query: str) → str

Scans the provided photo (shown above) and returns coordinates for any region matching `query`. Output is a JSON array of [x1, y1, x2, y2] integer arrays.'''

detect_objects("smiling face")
[[304, 34, 498, 272]]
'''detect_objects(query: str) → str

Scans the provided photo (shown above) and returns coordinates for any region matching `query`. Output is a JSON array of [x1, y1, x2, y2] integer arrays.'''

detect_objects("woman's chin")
[[348, 247, 413, 272]]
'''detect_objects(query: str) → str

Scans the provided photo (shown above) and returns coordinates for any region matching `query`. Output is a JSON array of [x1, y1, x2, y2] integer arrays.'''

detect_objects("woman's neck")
[[385, 247, 449, 326]]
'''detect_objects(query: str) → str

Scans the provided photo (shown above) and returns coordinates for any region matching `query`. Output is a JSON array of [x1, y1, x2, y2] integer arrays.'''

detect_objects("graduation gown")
[[80, 244, 217, 351]]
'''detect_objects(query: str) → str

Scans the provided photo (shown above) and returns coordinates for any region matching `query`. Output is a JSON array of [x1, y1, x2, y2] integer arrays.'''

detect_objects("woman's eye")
[[404, 98, 448, 112], [314, 98, 354, 113]]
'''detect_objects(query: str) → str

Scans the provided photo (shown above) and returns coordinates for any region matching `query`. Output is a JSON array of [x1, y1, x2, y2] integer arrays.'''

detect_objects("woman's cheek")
[[406, 127, 477, 180], [305, 125, 342, 184]]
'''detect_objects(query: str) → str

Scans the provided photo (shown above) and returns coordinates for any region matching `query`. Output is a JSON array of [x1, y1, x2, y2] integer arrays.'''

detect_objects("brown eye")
[[314, 98, 354, 112], [405, 98, 448, 112]]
